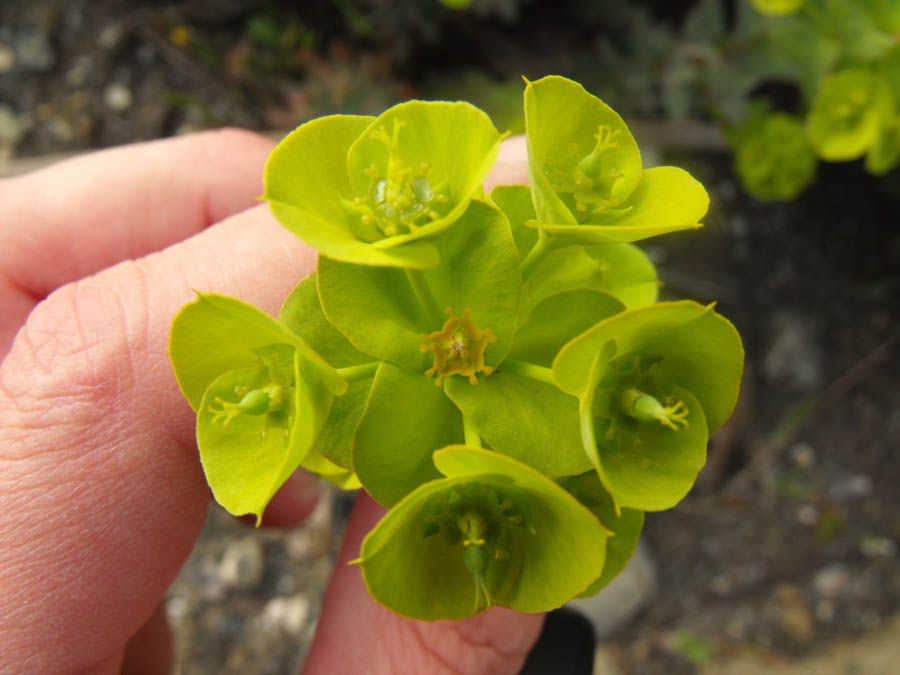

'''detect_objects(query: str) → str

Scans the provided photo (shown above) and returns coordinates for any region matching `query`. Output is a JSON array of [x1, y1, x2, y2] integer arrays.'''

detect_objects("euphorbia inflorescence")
[[169, 75, 744, 620]]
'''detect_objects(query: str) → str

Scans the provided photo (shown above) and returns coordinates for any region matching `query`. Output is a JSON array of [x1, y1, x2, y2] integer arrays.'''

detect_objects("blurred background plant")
[[4, 0, 899, 199]]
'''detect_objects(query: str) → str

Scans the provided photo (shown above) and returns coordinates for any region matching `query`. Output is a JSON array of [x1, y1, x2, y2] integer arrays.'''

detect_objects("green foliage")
[[169, 76, 743, 619], [735, 111, 817, 200], [675, 0, 900, 199]]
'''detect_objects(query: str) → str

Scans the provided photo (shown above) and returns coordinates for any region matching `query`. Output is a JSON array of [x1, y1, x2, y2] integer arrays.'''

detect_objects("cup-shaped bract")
[[736, 113, 817, 201], [807, 69, 895, 161], [552, 301, 744, 512], [265, 101, 502, 269], [558, 471, 644, 598], [523, 76, 709, 245], [357, 446, 610, 620], [169, 294, 346, 521]]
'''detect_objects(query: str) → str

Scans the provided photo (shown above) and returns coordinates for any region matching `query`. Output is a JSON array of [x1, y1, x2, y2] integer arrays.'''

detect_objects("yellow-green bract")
[[807, 69, 895, 162], [736, 113, 817, 201], [169, 75, 744, 621], [523, 76, 709, 250], [169, 294, 346, 523], [264, 100, 502, 269]]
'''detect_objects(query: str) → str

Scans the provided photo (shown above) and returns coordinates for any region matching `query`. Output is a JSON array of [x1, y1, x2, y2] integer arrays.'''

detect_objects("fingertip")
[[248, 470, 321, 529]]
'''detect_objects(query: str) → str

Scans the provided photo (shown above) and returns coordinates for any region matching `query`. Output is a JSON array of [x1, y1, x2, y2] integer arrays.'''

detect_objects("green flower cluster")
[[731, 0, 900, 200], [169, 75, 743, 620]]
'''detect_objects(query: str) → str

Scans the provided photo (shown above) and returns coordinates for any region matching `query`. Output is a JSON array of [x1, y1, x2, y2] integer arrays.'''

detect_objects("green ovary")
[[208, 345, 295, 433], [422, 483, 529, 610], [545, 124, 626, 219], [620, 387, 689, 431], [344, 119, 449, 238]]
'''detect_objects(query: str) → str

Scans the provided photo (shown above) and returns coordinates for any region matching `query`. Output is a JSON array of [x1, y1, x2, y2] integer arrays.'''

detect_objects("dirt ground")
[[2, 2, 899, 674]]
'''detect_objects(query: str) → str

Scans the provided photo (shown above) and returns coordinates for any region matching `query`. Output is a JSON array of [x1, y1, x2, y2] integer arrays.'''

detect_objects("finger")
[[0, 204, 315, 673], [248, 470, 321, 529], [302, 493, 544, 675], [0, 128, 275, 353], [484, 134, 528, 193], [121, 603, 173, 675]]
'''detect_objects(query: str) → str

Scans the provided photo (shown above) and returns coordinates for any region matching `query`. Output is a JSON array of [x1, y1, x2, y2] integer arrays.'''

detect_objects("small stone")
[[724, 608, 755, 640], [567, 540, 657, 638], [592, 645, 624, 675], [789, 442, 816, 469], [764, 311, 823, 391], [812, 564, 849, 598], [285, 528, 328, 560], [98, 23, 124, 50], [65, 55, 92, 87], [709, 574, 733, 597], [827, 474, 873, 501], [815, 599, 835, 623], [860, 536, 897, 559], [259, 594, 310, 635], [796, 503, 819, 526], [774, 583, 814, 643], [103, 83, 133, 112], [219, 537, 265, 589], [15, 30, 55, 72], [46, 115, 75, 143], [0, 43, 15, 73], [166, 594, 189, 621]]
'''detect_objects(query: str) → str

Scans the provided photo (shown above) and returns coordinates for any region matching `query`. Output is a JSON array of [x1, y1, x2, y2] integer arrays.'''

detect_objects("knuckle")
[[0, 262, 150, 434]]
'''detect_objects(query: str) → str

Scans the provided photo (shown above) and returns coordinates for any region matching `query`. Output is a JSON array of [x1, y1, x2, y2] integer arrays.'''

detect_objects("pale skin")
[[0, 130, 536, 674]]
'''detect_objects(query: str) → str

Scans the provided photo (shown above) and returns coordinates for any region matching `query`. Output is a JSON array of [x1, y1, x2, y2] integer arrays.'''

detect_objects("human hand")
[[0, 129, 538, 674]]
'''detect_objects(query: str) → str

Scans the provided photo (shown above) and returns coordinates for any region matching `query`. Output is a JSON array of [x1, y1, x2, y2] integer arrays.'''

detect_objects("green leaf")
[[420, 199, 521, 369], [519, 246, 607, 321], [553, 301, 744, 434], [559, 472, 644, 597], [445, 371, 591, 477], [532, 166, 709, 245], [170, 293, 345, 410], [319, 200, 521, 377], [358, 446, 610, 619], [353, 362, 463, 506], [279, 274, 373, 368], [587, 243, 659, 309], [346, 100, 502, 252], [300, 448, 361, 490], [510, 290, 624, 367], [278, 275, 375, 469], [313, 379, 372, 470], [318, 258, 430, 372], [197, 346, 333, 522], [490, 184, 538, 260], [807, 69, 895, 161], [520, 245, 657, 321], [525, 75, 642, 227]]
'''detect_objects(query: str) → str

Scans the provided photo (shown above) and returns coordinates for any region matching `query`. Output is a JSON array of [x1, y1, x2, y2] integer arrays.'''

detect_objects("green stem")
[[406, 269, 445, 326], [337, 362, 380, 382], [500, 359, 555, 386], [520, 230, 554, 279], [463, 414, 482, 448]]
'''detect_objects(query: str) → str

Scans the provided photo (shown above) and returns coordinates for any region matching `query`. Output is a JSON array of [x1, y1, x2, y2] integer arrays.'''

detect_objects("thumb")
[[302, 492, 544, 675]]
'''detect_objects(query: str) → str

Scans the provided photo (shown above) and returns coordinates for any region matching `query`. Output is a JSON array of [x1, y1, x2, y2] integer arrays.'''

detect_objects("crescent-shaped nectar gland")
[[420, 307, 497, 386]]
